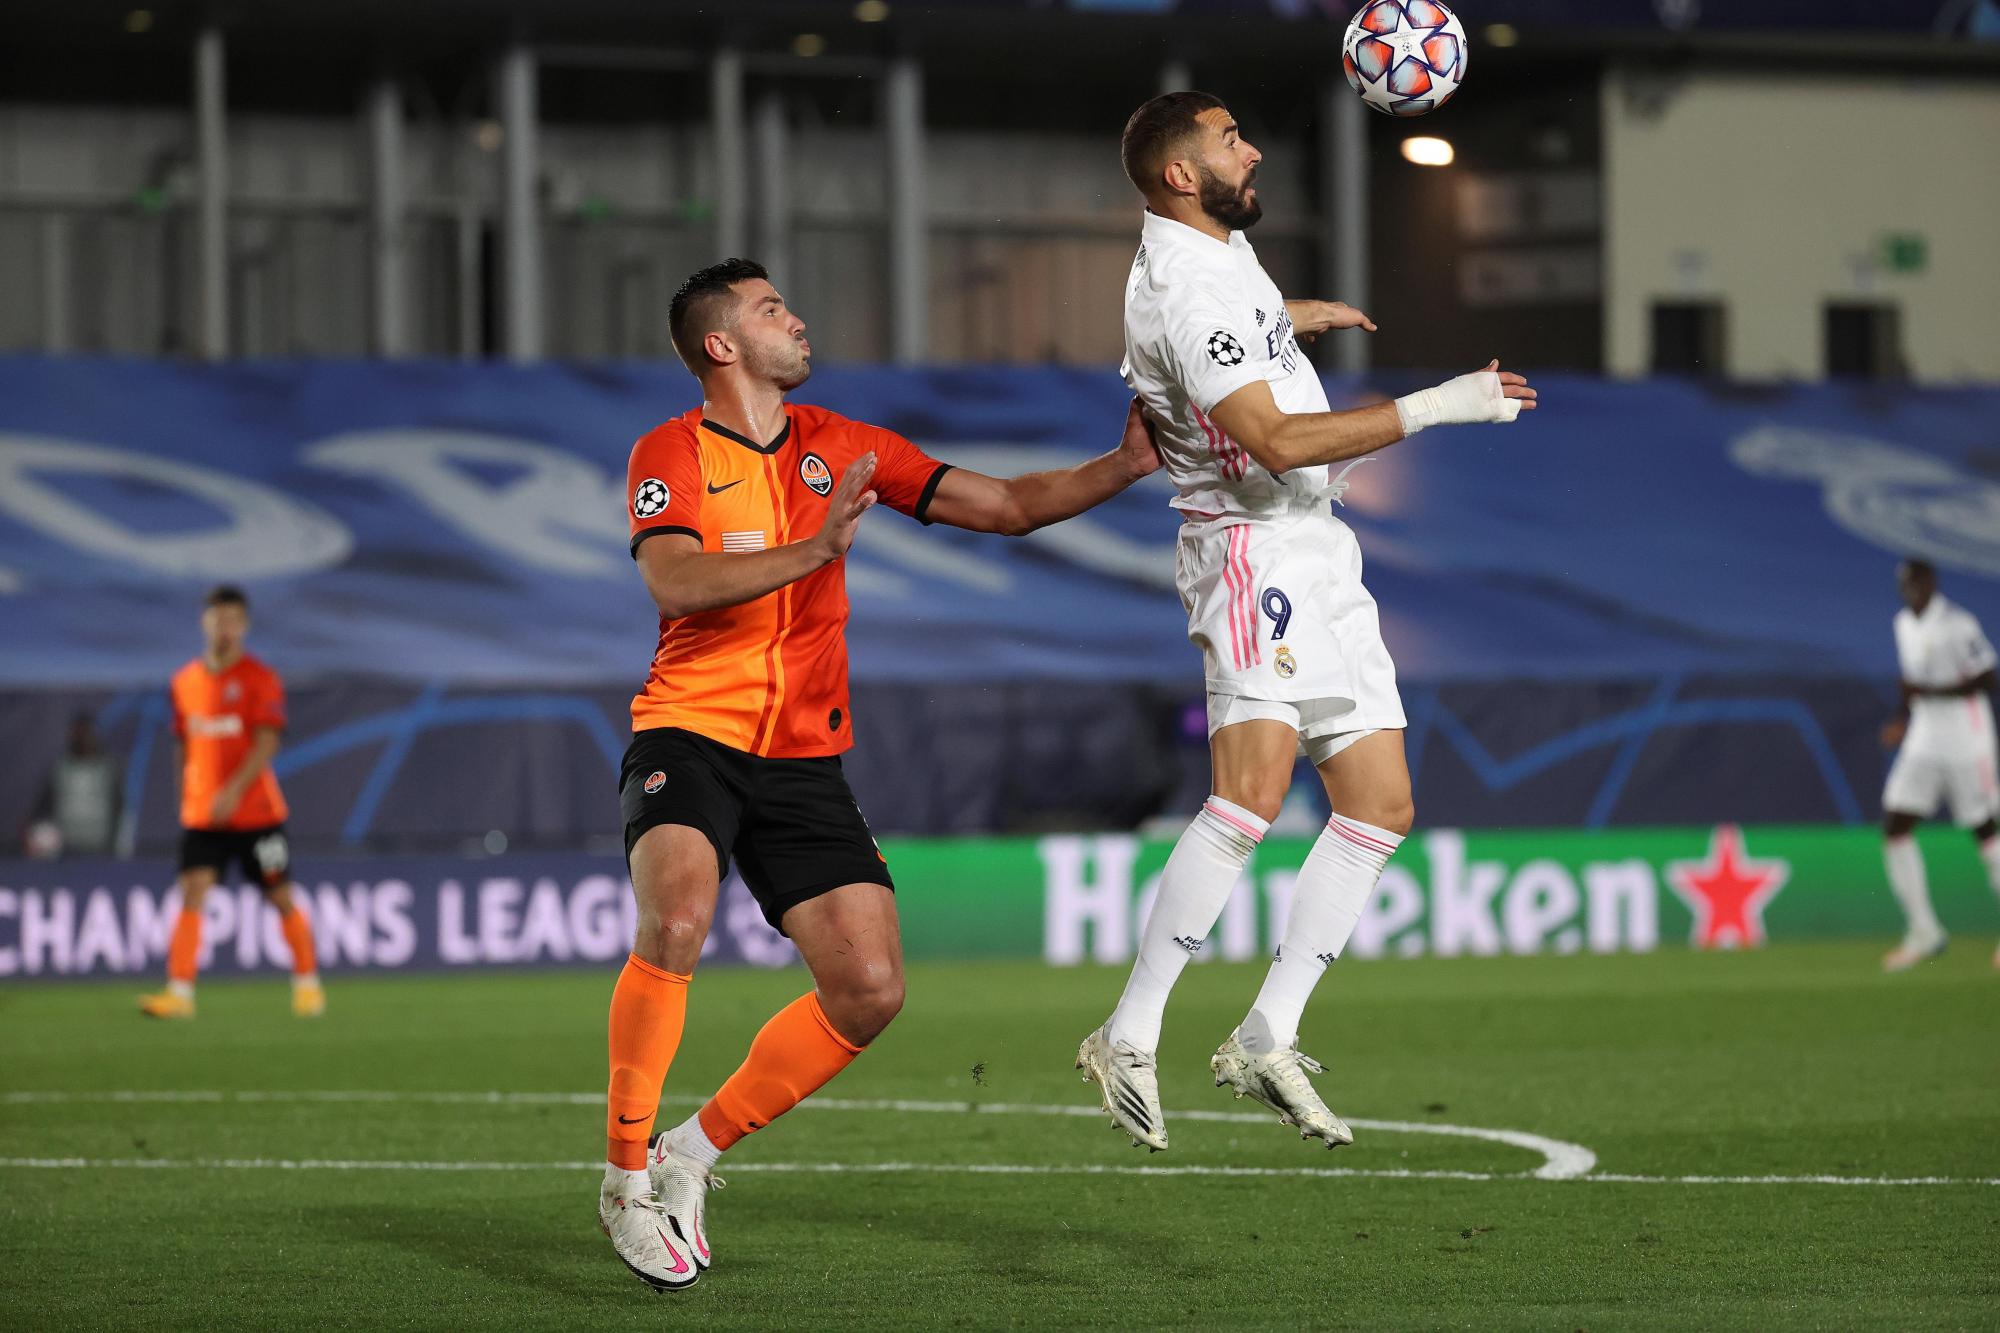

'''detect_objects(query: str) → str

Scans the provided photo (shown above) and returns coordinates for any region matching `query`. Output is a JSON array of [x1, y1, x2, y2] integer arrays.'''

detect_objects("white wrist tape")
[[1394, 370, 1521, 436]]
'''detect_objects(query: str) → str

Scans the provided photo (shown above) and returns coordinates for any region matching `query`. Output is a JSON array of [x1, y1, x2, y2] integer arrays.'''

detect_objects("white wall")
[[1603, 68, 2000, 383]]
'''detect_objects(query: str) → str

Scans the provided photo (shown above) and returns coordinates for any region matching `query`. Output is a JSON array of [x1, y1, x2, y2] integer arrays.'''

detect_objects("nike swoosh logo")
[[706, 479, 744, 494], [618, 1114, 649, 1125], [657, 1230, 692, 1274]]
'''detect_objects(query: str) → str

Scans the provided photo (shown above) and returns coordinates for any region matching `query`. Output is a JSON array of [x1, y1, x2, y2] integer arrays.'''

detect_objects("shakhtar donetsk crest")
[[643, 770, 666, 795], [800, 452, 834, 496], [1274, 646, 1298, 679]]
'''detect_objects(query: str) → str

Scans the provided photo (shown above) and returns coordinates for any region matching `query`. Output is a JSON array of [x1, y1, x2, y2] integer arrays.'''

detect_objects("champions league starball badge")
[[632, 478, 670, 519], [1206, 330, 1246, 367]]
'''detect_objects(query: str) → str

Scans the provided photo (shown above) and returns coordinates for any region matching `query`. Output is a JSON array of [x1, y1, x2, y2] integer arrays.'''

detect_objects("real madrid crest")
[[1274, 645, 1298, 680]]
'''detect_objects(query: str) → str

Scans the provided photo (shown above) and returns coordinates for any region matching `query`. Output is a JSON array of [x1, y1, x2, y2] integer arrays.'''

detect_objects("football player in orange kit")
[[597, 258, 1162, 1291], [138, 586, 323, 1020]]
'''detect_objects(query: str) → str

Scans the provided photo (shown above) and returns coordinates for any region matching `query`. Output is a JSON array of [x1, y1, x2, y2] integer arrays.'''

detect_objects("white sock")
[[665, 1112, 724, 1171], [604, 1164, 651, 1199], [168, 979, 195, 1001], [1242, 813, 1403, 1054], [292, 972, 319, 991], [1106, 796, 1268, 1055], [1980, 836, 2000, 901], [1884, 836, 1943, 942]]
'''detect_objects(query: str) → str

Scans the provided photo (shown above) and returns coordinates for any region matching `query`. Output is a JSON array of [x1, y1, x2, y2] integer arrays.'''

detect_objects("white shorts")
[[1883, 748, 2000, 827], [1179, 507, 1405, 759], [1206, 694, 1381, 766]]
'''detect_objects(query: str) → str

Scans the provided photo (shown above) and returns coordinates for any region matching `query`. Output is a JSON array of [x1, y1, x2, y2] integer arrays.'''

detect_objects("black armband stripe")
[[913, 463, 953, 526], [630, 525, 702, 557]]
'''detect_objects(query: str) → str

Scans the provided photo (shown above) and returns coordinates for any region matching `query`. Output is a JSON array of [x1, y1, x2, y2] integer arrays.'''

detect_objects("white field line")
[[0, 1088, 1596, 1180], [0, 1157, 1994, 1188]]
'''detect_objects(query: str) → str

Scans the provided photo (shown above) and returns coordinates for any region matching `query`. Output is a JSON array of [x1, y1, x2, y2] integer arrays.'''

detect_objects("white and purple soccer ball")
[[1342, 0, 1468, 118]]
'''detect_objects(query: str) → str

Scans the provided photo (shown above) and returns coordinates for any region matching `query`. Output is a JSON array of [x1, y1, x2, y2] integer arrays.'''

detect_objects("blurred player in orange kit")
[[138, 586, 323, 1020], [595, 258, 1162, 1292]]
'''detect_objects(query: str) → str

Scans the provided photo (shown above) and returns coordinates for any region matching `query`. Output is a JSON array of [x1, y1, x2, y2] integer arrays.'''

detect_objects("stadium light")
[[854, 0, 891, 20], [792, 33, 827, 57], [1486, 22, 1519, 47], [125, 8, 152, 32], [1400, 136, 1454, 167]]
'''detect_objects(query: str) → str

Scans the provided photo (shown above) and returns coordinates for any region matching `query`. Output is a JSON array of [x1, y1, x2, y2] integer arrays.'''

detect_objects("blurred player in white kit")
[[1878, 558, 2000, 971], [1077, 91, 1536, 1150]]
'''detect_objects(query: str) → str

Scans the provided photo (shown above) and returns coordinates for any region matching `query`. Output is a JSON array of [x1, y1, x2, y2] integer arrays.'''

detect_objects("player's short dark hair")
[[669, 258, 769, 374], [1899, 557, 1937, 582], [203, 584, 248, 611], [1120, 90, 1226, 193]]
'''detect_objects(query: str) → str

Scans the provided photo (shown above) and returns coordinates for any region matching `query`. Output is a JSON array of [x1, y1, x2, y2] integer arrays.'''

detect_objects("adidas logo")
[[1316, 951, 1337, 967], [1173, 935, 1203, 954]]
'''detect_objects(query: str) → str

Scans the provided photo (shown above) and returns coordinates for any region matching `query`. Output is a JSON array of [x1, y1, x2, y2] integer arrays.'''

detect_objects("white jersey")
[[1122, 210, 1405, 740], [1894, 594, 1998, 761], [1121, 210, 1341, 520]]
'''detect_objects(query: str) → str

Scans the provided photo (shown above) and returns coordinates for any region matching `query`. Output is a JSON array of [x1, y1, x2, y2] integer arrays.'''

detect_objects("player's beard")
[[1198, 163, 1262, 231], [749, 337, 812, 392]]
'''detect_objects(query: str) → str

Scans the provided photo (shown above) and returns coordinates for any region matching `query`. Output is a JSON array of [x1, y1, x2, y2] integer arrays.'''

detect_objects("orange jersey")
[[170, 653, 290, 830], [626, 404, 950, 758]]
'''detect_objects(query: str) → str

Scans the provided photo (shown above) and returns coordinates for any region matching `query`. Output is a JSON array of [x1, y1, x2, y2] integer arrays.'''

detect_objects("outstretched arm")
[[1284, 298, 1377, 341], [635, 454, 878, 619], [1207, 361, 1538, 475], [923, 399, 1163, 536]]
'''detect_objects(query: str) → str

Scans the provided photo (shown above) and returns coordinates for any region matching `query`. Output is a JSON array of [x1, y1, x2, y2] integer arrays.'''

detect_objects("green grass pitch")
[[3, 941, 1996, 1330]]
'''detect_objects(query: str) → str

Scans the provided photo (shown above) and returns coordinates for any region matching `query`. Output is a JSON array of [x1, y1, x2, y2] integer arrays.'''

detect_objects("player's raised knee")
[[1374, 796, 1416, 837], [821, 968, 904, 1046], [1214, 776, 1290, 826]]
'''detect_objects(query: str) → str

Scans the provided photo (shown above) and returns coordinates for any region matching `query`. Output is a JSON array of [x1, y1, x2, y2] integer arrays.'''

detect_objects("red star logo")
[[1666, 824, 1789, 950]]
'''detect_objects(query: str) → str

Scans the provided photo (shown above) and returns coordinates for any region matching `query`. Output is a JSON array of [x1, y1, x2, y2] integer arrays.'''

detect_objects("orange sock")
[[166, 909, 202, 985], [606, 953, 691, 1169], [696, 992, 864, 1153], [278, 906, 317, 978]]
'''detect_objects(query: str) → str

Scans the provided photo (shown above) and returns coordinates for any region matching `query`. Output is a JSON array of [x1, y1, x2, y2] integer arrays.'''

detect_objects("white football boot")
[[1881, 931, 1947, 972], [597, 1170, 699, 1292], [1211, 1028, 1354, 1149], [647, 1132, 721, 1271], [1076, 1024, 1168, 1151]]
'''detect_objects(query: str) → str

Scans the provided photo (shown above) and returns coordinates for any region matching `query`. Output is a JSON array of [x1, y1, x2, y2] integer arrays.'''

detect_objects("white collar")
[[1142, 208, 1240, 257], [1915, 594, 1952, 624]]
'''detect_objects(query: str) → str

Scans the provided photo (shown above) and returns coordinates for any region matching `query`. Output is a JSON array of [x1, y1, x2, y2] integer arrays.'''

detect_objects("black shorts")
[[178, 824, 291, 890], [620, 728, 893, 934]]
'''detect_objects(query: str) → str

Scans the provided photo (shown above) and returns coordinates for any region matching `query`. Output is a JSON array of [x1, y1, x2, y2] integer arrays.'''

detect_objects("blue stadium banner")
[[0, 359, 1995, 690]]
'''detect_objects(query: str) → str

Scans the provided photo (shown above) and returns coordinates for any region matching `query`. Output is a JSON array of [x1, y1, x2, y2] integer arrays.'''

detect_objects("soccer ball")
[[1342, 0, 1468, 118]]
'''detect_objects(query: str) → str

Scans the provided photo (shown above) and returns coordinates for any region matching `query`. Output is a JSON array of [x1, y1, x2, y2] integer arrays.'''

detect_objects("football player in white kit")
[[1076, 91, 1536, 1151], [1878, 558, 2000, 971]]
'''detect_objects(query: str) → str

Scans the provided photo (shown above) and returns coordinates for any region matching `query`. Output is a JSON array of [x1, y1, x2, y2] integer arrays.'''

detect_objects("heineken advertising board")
[[967, 824, 1999, 965], [1, 825, 1995, 980]]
